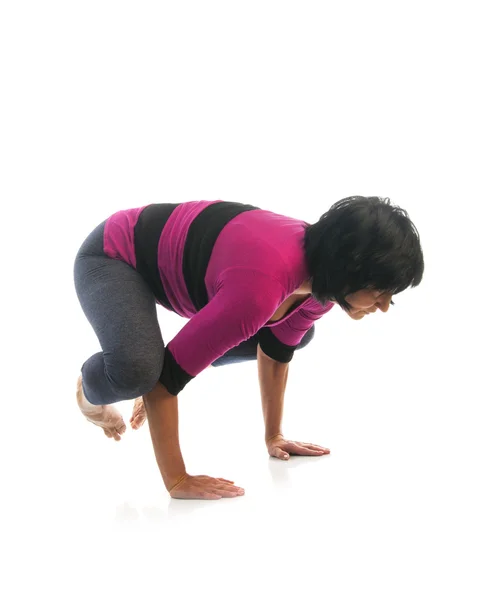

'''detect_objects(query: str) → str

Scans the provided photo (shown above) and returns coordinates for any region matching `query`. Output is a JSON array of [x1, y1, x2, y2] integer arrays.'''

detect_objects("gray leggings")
[[73, 219, 315, 405]]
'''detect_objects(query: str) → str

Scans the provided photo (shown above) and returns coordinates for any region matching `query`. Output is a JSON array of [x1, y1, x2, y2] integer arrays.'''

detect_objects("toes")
[[103, 424, 125, 441], [130, 398, 147, 430], [81, 397, 126, 441], [116, 421, 126, 435], [111, 420, 126, 441], [130, 414, 146, 430]]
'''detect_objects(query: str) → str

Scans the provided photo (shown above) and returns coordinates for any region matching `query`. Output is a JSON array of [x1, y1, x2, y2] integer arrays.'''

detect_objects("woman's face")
[[341, 289, 393, 320]]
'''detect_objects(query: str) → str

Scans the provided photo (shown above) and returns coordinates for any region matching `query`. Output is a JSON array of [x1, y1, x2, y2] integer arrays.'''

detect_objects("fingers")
[[200, 476, 237, 485], [301, 442, 330, 452], [170, 475, 245, 500], [285, 442, 329, 456], [216, 486, 245, 499], [206, 480, 245, 498], [269, 440, 331, 458], [270, 446, 290, 460]]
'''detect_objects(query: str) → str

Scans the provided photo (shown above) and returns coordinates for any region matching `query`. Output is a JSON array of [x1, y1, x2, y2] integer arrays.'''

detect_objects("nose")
[[376, 294, 392, 313]]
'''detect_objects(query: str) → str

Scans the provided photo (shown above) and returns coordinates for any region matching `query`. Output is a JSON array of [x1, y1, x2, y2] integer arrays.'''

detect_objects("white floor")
[[2, 3, 487, 597], [3, 300, 487, 600]]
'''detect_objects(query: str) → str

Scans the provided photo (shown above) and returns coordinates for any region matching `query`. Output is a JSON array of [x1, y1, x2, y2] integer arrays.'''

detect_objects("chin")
[[348, 312, 365, 320]]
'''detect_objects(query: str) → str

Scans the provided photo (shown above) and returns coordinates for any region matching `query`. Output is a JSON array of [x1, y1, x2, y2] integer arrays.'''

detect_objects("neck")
[[296, 279, 313, 295]]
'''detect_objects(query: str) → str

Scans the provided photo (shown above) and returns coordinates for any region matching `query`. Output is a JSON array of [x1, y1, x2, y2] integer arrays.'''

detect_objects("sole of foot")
[[76, 374, 127, 441]]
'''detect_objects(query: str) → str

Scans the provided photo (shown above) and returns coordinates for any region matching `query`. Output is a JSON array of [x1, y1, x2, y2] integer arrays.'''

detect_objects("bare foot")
[[129, 397, 146, 430], [76, 375, 127, 441]]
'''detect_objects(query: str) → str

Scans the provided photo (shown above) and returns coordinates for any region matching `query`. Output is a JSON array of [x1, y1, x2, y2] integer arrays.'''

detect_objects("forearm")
[[257, 343, 289, 441], [143, 381, 187, 491]]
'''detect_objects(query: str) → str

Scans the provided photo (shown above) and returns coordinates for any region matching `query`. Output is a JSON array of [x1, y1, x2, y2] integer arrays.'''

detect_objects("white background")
[[1, 1, 487, 598]]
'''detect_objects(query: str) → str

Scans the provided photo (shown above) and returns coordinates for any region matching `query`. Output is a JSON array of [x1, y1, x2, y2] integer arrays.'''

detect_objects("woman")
[[74, 196, 424, 500]]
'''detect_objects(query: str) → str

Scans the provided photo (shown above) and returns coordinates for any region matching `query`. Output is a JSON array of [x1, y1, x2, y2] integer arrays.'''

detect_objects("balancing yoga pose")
[[74, 196, 424, 500]]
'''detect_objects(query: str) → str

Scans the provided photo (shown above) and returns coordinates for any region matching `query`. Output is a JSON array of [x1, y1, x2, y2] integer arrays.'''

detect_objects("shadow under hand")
[[167, 495, 243, 518], [114, 495, 243, 524], [268, 454, 329, 487], [114, 502, 167, 525], [115, 502, 140, 523]]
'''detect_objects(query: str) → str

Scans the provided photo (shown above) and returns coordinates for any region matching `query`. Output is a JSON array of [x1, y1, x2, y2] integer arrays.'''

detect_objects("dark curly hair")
[[303, 196, 424, 311]]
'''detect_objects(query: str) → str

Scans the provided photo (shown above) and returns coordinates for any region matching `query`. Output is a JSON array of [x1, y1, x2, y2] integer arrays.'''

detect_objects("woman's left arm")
[[257, 342, 289, 443], [257, 343, 330, 460]]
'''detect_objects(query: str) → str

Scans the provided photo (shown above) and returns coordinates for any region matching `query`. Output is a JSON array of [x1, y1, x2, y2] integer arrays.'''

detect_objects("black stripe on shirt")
[[256, 327, 297, 363], [159, 348, 193, 397], [133, 203, 181, 311], [182, 201, 261, 311], [257, 323, 316, 363]]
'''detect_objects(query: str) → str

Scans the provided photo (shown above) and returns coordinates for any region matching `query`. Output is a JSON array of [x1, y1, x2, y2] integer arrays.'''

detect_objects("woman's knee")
[[106, 352, 164, 399]]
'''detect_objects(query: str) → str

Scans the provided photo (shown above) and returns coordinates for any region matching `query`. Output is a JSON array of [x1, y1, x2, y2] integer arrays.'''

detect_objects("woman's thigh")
[[74, 220, 164, 402]]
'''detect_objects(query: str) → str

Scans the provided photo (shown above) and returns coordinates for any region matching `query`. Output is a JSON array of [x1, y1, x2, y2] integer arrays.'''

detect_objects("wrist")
[[166, 471, 188, 493], [159, 445, 187, 491], [265, 432, 284, 445]]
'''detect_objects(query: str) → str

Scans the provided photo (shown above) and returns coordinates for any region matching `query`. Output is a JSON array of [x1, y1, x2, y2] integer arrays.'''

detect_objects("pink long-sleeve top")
[[103, 200, 334, 395]]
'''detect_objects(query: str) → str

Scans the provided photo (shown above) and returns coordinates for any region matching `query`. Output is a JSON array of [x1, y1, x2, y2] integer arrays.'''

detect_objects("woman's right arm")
[[143, 268, 286, 498], [143, 381, 245, 499], [143, 381, 187, 491]]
